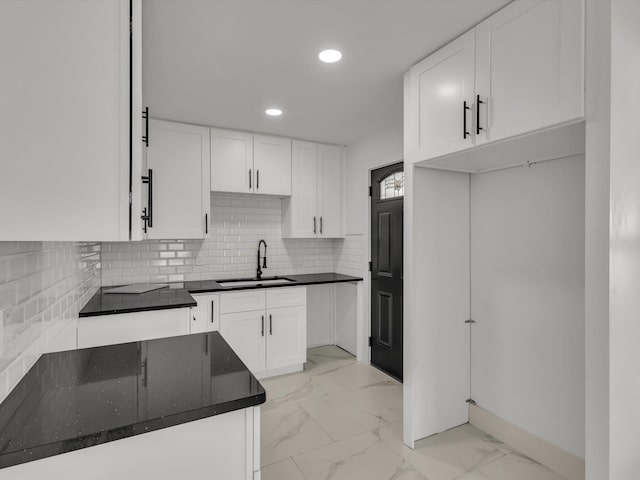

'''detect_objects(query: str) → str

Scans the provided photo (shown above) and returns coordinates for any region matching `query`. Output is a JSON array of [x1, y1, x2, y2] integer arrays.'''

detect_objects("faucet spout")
[[257, 240, 268, 279]]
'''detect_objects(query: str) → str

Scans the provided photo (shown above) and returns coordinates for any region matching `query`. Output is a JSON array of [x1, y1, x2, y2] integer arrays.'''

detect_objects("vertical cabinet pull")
[[256, 170, 259, 190], [261, 315, 264, 336], [142, 107, 149, 147], [476, 95, 484, 135], [141, 169, 153, 232], [269, 314, 272, 335], [463, 101, 470, 139], [249, 169, 252, 189], [313, 217, 317, 234], [320, 217, 323, 235], [210, 300, 214, 324], [205, 213, 208, 234]]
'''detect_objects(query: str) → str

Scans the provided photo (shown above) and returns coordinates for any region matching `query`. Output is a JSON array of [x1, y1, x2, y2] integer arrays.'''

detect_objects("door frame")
[[361, 159, 404, 366]]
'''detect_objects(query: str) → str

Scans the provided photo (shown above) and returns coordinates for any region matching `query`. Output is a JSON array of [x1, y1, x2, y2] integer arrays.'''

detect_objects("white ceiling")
[[143, 0, 511, 146]]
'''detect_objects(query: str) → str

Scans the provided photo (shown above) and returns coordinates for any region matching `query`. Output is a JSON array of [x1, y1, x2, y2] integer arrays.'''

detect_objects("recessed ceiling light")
[[265, 108, 283, 116], [319, 49, 342, 63]]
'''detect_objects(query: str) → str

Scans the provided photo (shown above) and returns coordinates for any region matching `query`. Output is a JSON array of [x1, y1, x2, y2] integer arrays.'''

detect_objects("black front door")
[[370, 162, 403, 381]]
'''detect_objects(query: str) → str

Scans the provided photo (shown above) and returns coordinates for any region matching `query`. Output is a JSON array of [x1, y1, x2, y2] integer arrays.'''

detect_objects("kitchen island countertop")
[[0, 332, 265, 470]]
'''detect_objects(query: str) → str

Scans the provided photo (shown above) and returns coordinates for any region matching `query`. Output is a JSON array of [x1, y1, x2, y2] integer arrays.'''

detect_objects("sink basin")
[[218, 277, 295, 287]]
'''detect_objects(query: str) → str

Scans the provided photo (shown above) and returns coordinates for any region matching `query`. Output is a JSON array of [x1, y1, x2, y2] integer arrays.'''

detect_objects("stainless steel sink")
[[218, 277, 295, 287]]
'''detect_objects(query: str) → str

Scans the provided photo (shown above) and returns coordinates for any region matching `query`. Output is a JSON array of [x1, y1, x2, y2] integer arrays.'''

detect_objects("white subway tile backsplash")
[[101, 193, 342, 285], [0, 242, 100, 403]]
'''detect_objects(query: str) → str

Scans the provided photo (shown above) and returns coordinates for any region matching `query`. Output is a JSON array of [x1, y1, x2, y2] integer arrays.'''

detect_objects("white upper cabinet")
[[406, 0, 584, 167], [407, 30, 476, 161], [210, 129, 253, 193], [286, 141, 318, 237], [475, 0, 584, 145], [253, 135, 292, 196], [211, 130, 291, 196], [282, 141, 344, 238], [0, 0, 142, 241], [144, 120, 210, 239], [317, 144, 344, 238]]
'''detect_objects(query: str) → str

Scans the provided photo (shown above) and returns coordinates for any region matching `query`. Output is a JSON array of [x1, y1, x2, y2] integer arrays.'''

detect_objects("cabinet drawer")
[[220, 290, 266, 314], [266, 287, 306, 309]]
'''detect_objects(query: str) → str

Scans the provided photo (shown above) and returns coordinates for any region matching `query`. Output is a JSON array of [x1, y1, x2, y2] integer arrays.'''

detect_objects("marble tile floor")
[[260, 345, 566, 480]]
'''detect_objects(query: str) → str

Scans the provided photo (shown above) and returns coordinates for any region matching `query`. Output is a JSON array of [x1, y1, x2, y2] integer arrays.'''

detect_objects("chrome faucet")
[[257, 240, 267, 279]]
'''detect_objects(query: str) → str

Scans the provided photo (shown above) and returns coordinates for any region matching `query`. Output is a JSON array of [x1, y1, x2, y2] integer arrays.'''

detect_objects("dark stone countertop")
[[79, 285, 196, 318], [80, 273, 362, 317], [0, 332, 265, 470]]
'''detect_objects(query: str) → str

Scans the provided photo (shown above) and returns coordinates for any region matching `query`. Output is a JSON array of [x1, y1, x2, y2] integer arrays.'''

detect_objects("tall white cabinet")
[[282, 141, 344, 238], [144, 120, 210, 239], [0, 0, 143, 241]]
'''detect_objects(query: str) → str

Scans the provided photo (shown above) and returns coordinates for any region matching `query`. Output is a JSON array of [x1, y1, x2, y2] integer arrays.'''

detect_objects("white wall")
[[0, 242, 100, 403], [608, 1, 640, 478], [584, 1, 611, 476], [344, 123, 404, 236], [335, 123, 404, 364], [470, 155, 585, 459]]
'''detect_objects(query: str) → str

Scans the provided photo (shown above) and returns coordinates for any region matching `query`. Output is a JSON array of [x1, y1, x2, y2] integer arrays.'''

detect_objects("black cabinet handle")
[[261, 315, 264, 336], [142, 107, 149, 147], [320, 217, 323, 235], [249, 169, 252, 189], [210, 300, 214, 324], [256, 170, 259, 190], [205, 213, 208, 234], [476, 95, 484, 135], [463, 101, 470, 139], [141, 169, 153, 231], [313, 217, 317, 234], [269, 314, 272, 335]]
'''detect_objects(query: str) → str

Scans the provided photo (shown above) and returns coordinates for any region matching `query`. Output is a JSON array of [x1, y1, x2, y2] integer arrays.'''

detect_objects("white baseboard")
[[255, 364, 303, 380], [469, 404, 584, 480]]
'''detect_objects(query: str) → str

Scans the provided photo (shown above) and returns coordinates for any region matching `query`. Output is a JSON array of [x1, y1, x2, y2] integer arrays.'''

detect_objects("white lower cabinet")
[[77, 308, 191, 349], [191, 293, 220, 333], [219, 287, 307, 379], [3, 406, 261, 480]]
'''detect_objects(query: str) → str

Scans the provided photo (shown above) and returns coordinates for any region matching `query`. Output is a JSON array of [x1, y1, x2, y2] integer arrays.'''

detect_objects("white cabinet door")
[[283, 141, 318, 238], [210, 129, 254, 193], [191, 293, 219, 333], [145, 120, 210, 239], [475, 0, 584, 144], [408, 29, 476, 163], [253, 135, 292, 196], [220, 311, 266, 373], [317, 144, 344, 238], [77, 309, 190, 349], [0, 0, 136, 241], [266, 306, 307, 370]]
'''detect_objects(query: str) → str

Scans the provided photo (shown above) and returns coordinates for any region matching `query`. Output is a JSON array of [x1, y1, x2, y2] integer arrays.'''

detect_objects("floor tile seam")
[[295, 398, 340, 442], [260, 413, 336, 467], [290, 430, 415, 480], [289, 455, 312, 480]]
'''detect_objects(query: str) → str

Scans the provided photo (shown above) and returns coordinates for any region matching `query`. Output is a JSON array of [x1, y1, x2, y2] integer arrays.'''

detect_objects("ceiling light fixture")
[[318, 49, 342, 63], [265, 108, 283, 116]]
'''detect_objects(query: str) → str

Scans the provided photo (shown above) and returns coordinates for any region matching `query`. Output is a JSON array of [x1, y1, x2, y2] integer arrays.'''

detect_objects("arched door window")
[[379, 171, 404, 200]]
